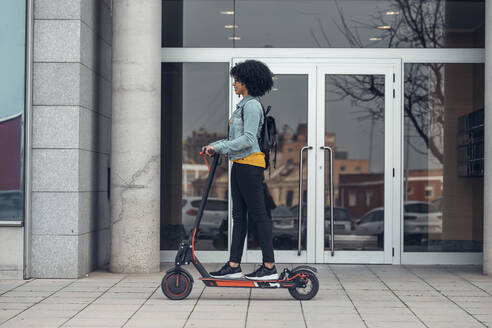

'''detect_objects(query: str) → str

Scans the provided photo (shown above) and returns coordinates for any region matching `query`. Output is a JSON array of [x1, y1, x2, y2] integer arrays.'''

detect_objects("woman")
[[202, 60, 277, 281]]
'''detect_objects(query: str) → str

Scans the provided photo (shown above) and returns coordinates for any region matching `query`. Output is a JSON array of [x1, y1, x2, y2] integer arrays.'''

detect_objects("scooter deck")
[[199, 277, 296, 288]]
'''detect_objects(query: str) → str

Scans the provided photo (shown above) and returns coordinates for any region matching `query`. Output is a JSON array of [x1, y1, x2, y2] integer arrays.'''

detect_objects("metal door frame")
[[233, 58, 402, 264], [316, 59, 402, 264], [231, 60, 318, 263]]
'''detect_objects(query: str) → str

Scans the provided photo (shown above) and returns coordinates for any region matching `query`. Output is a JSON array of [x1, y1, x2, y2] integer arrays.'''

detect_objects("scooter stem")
[[189, 153, 220, 246]]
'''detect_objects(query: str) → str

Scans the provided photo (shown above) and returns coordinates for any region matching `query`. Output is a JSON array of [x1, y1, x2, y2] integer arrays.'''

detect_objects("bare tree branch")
[[321, 0, 445, 164]]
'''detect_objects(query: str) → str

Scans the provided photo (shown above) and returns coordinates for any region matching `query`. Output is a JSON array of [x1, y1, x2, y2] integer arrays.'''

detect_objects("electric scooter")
[[161, 153, 319, 301]]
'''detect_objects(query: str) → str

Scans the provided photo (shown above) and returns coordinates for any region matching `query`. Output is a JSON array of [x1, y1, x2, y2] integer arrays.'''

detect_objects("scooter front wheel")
[[162, 270, 193, 300], [288, 270, 319, 300]]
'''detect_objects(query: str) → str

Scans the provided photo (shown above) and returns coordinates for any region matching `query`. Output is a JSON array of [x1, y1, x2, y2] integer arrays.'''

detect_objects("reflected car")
[[249, 205, 300, 250], [289, 204, 353, 240], [324, 206, 353, 235], [354, 201, 443, 243], [354, 207, 385, 236], [182, 197, 228, 239], [288, 204, 308, 243], [404, 201, 442, 235], [0, 190, 22, 220], [271, 206, 298, 237]]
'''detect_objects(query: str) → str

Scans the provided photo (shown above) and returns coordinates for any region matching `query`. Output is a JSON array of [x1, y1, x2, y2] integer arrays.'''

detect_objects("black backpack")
[[241, 101, 278, 171]]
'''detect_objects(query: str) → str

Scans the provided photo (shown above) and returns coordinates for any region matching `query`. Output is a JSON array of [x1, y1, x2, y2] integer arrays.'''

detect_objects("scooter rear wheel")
[[288, 270, 319, 300], [162, 270, 193, 300]]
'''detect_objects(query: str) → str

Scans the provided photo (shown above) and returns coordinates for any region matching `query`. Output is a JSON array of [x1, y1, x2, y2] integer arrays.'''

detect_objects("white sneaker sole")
[[245, 273, 279, 281], [210, 272, 244, 279]]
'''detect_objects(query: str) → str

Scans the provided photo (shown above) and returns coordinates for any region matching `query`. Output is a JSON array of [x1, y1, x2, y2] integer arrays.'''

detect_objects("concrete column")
[[484, 0, 492, 275], [110, 0, 161, 273], [31, 0, 113, 278]]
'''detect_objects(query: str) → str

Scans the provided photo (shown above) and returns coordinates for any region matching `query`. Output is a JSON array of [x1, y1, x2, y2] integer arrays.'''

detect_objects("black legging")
[[229, 162, 275, 263]]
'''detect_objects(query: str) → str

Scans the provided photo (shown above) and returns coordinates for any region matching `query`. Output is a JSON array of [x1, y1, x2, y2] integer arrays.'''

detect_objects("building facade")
[[1, 0, 492, 278]]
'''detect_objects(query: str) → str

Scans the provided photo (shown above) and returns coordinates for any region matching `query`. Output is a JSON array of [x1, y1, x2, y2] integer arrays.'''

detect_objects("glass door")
[[231, 61, 317, 263], [316, 61, 401, 264], [229, 59, 401, 264]]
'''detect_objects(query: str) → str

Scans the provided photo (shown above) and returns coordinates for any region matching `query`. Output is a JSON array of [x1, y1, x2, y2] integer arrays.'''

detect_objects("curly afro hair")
[[230, 60, 274, 97]]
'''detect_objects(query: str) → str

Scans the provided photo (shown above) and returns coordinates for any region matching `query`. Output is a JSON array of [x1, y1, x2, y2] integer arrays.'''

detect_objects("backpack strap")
[[273, 141, 277, 169], [239, 98, 263, 121]]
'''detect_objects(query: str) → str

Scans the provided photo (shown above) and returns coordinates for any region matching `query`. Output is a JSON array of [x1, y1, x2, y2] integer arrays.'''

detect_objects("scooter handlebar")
[[199, 152, 220, 172]]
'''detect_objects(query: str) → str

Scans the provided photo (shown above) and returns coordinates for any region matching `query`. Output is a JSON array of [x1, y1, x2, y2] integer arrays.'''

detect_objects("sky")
[[0, 0, 26, 120]]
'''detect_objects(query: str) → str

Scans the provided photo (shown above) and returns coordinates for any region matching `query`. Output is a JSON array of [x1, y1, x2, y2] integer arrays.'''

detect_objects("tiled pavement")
[[0, 264, 491, 328]]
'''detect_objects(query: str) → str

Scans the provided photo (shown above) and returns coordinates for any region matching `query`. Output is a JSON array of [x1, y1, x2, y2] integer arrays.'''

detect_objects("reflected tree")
[[320, 0, 445, 164]]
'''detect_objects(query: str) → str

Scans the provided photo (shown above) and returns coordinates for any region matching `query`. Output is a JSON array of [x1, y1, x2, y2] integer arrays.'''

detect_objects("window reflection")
[[162, 0, 484, 48], [0, 0, 26, 222], [161, 63, 229, 250], [0, 114, 23, 221], [403, 63, 484, 252], [324, 75, 385, 251], [321, 65, 485, 252]]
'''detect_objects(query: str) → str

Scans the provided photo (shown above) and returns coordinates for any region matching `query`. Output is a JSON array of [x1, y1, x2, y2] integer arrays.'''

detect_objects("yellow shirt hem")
[[232, 152, 266, 168]]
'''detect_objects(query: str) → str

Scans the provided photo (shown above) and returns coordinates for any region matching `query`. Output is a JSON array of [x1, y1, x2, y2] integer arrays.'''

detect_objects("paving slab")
[[245, 319, 306, 328], [364, 321, 427, 328], [303, 312, 361, 321], [61, 317, 128, 327], [124, 319, 185, 328], [1, 264, 491, 328], [305, 320, 366, 328]]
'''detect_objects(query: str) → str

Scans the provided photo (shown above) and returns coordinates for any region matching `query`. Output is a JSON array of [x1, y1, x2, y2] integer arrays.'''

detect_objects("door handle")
[[297, 146, 312, 256], [321, 146, 335, 256]]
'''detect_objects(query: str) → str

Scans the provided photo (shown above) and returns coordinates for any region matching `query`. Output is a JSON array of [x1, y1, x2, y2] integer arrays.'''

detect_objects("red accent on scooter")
[[165, 274, 189, 297], [200, 152, 210, 171], [216, 280, 256, 287], [192, 228, 197, 264]]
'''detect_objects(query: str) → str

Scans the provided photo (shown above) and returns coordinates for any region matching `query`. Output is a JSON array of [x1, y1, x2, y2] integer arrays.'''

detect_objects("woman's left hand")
[[202, 145, 215, 156]]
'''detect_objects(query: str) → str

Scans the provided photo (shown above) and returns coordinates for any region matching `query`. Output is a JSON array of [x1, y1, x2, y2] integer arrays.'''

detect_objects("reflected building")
[[340, 169, 443, 219], [0, 113, 23, 221]]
